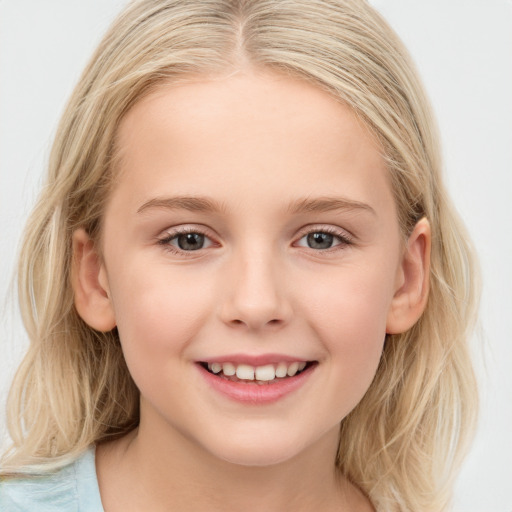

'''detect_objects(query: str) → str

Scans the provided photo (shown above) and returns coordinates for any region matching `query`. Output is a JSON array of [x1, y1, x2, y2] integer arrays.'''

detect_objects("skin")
[[72, 68, 430, 511]]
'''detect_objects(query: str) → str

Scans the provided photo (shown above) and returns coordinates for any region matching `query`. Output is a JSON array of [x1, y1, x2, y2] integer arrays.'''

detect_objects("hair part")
[[3, 1, 479, 510]]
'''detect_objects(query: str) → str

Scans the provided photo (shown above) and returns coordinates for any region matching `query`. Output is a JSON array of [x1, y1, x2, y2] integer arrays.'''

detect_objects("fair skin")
[[72, 68, 430, 512]]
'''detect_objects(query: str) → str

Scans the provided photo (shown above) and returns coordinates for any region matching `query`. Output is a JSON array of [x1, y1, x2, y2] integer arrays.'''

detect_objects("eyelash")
[[294, 226, 354, 252], [157, 225, 354, 256], [157, 226, 216, 256]]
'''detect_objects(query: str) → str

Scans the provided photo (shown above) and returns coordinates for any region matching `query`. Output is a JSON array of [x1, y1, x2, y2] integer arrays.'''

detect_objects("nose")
[[219, 247, 292, 331]]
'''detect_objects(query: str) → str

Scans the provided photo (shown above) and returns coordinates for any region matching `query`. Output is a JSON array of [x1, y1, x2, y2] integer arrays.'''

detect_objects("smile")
[[204, 361, 310, 383], [197, 358, 317, 404]]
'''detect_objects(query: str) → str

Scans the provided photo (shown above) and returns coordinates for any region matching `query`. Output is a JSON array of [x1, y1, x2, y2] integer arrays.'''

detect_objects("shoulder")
[[0, 447, 103, 512]]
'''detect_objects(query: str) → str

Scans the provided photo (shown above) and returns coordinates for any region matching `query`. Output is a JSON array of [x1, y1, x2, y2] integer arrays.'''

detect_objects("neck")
[[96, 422, 366, 512]]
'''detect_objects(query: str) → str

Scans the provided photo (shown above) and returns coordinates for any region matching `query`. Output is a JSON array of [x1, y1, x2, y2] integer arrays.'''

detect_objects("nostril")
[[230, 318, 282, 327]]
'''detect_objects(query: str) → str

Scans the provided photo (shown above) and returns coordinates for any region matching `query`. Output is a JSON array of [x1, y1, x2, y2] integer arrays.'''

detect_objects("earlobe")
[[71, 228, 116, 332], [386, 218, 431, 334]]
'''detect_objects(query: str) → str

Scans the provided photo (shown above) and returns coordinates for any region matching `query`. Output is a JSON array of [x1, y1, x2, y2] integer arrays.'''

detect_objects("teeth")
[[287, 362, 299, 377], [222, 362, 236, 376], [211, 363, 222, 374], [275, 362, 288, 378], [236, 364, 255, 380], [255, 364, 276, 381], [207, 361, 309, 381]]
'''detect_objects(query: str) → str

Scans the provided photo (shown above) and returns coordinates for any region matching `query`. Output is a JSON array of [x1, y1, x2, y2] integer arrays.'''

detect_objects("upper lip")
[[198, 353, 313, 366]]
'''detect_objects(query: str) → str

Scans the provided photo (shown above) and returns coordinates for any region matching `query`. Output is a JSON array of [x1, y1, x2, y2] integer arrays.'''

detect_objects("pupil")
[[307, 232, 333, 249], [177, 233, 204, 250]]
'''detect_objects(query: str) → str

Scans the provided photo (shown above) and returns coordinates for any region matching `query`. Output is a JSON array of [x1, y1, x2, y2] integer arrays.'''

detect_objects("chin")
[[203, 431, 312, 468]]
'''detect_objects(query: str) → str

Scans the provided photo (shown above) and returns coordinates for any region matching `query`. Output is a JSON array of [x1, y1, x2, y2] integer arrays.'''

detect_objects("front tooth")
[[222, 362, 236, 376], [255, 364, 276, 381], [275, 362, 288, 378], [236, 364, 255, 380], [287, 362, 300, 377], [211, 363, 222, 374]]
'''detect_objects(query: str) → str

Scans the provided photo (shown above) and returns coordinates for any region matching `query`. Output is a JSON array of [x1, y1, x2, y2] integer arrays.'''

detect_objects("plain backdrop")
[[1, 1, 511, 510]]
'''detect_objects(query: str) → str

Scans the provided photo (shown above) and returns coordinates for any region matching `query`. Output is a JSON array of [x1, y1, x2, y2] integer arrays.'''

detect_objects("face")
[[91, 69, 406, 466]]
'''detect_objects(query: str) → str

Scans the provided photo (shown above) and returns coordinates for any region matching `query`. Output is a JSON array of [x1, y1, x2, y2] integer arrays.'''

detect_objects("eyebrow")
[[137, 196, 226, 214], [287, 196, 376, 216], [136, 195, 376, 216]]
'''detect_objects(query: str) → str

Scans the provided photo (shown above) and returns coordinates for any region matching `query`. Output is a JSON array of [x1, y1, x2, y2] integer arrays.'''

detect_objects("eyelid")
[[156, 223, 354, 256], [157, 224, 219, 255], [293, 224, 355, 249]]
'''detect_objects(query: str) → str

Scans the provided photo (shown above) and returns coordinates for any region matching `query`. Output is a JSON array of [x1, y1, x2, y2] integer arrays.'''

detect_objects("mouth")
[[198, 360, 317, 385]]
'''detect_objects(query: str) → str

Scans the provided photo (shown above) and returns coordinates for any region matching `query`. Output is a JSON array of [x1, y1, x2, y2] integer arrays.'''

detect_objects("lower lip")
[[197, 364, 315, 404]]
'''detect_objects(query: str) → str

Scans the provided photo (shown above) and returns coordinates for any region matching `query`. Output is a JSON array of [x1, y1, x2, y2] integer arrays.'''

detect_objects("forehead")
[[111, 69, 394, 218]]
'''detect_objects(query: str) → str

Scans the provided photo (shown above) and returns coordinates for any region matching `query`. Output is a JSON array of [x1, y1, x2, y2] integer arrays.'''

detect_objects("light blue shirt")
[[0, 447, 104, 511]]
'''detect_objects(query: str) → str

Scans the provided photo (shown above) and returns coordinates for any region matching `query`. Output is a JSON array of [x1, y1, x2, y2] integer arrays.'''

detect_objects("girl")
[[0, 1, 479, 511]]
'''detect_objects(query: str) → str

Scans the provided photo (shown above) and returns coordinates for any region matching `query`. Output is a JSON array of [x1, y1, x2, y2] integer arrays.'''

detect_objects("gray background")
[[1, 1, 511, 510]]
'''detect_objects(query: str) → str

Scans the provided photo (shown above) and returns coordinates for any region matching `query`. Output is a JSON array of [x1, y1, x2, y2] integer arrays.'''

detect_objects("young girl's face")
[[80, 69, 422, 467]]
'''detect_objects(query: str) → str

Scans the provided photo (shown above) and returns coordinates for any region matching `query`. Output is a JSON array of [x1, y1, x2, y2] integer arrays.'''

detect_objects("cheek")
[[107, 261, 214, 373], [306, 259, 394, 332], [302, 259, 396, 390]]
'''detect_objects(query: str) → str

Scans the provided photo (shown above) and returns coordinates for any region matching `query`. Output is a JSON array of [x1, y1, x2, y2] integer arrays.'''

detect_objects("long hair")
[[2, 1, 479, 510]]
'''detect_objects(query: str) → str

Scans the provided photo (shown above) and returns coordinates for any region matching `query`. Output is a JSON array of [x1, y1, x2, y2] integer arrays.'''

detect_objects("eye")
[[173, 232, 207, 251], [295, 228, 352, 250], [158, 228, 215, 253]]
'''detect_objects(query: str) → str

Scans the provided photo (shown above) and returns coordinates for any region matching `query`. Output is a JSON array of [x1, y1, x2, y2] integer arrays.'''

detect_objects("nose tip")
[[227, 309, 288, 331], [219, 255, 292, 331]]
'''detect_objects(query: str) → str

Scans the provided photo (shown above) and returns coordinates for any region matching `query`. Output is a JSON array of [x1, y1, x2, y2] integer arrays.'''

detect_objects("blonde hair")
[[2, 1, 479, 510]]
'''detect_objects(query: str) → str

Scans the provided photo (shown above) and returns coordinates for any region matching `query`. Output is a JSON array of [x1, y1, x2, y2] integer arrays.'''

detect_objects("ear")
[[71, 228, 116, 332], [386, 218, 431, 334]]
